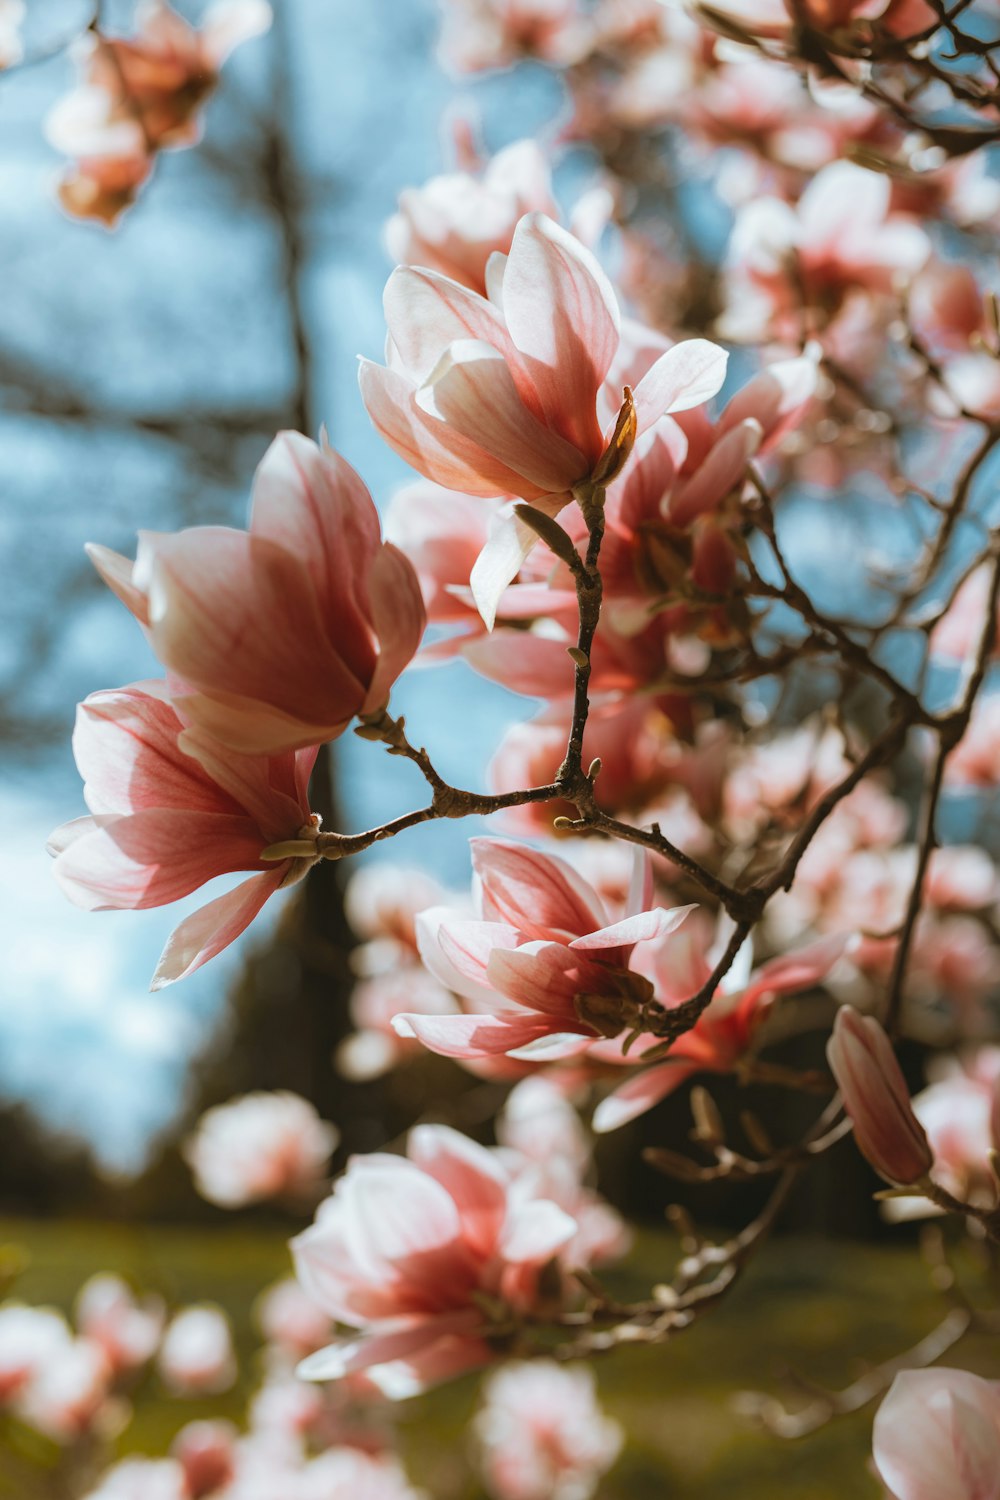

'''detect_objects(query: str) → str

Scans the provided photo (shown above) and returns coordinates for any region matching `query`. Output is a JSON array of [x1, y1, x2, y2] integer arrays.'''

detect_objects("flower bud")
[[827, 1007, 933, 1185]]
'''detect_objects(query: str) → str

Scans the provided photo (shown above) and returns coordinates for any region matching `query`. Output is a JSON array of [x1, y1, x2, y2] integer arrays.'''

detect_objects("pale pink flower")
[[722, 162, 929, 341], [437, 0, 592, 74], [594, 924, 847, 1131], [339, 968, 460, 1081], [293, 1123, 581, 1396], [910, 262, 986, 356], [83, 1459, 189, 1500], [476, 1360, 622, 1500], [171, 1421, 238, 1498], [256, 1279, 333, 1360], [931, 566, 998, 664], [827, 1007, 933, 1185], [925, 847, 1000, 912], [158, 1305, 236, 1396], [88, 433, 425, 754], [946, 696, 1000, 788], [911, 1050, 1000, 1208], [394, 837, 693, 1063], [75, 1274, 164, 1376], [345, 863, 448, 955], [17, 1336, 113, 1443], [46, 0, 271, 225], [498, 1079, 631, 1266], [361, 212, 727, 624], [0, 1304, 72, 1402], [386, 140, 558, 293], [184, 1091, 338, 1208], [873, 1368, 1000, 1500], [47, 681, 321, 989]]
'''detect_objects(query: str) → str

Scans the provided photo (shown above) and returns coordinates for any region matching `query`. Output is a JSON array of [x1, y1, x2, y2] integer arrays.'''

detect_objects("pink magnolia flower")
[[437, 0, 592, 74], [386, 140, 558, 293], [75, 1275, 164, 1376], [47, 681, 321, 989], [475, 1360, 623, 1500], [171, 1421, 238, 1499], [827, 1007, 933, 1185], [158, 1305, 236, 1396], [722, 162, 929, 341], [293, 1123, 581, 1396], [88, 433, 425, 754], [394, 837, 694, 1062], [361, 212, 728, 624], [184, 1092, 339, 1208], [593, 924, 847, 1131], [46, 0, 271, 225], [873, 1368, 1000, 1500], [256, 1278, 333, 1360]]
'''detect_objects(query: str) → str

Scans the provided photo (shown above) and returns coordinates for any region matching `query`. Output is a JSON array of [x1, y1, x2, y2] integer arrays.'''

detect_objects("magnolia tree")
[[5, 0, 1000, 1494]]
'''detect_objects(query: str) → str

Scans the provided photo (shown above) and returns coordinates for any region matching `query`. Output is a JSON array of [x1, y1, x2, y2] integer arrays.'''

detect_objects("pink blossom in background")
[[930, 566, 998, 663], [158, 1305, 236, 1396], [827, 1008, 934, 1186], [475, 1359, 622, 1500], [721, 161, 930, 342], [394, 837, 693, 1062], [296, 1449, 427, 1500], [386, 139, 558, 293], [47, 681, 321, 988], [945, 695, 1000, 788], [255, 1279, 333, 1361], [293, 1122, 583, 1396], [498, 1078, 631, 1265], [872, 1367, 1000, 1500], [75, 1274, 164, 1376], [437, 0, 592, 74], [87, 433, 425, 754], [0, 1303, 73, 1402], [361, 211, 727, 624], [45, 0, 271, 225], [171, 1420, 238, 1498], [16, 1335, 114, 1444], [339, 863, 461, 1079], [184, 1092, 339, 1208], [910, 1050, 1000, 1209]]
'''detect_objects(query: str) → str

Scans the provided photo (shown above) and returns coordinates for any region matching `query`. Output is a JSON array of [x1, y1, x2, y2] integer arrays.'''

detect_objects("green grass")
[[2, 1218, 994, 1498]]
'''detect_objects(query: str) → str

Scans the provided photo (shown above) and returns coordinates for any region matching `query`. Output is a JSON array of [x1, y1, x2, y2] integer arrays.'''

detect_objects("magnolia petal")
[[85, 543, 150, 626], [361, 541, 427, 714], [668, 420, 762, 528], [417, 339, 587, 493], [592, 1062, 700, 1133], [570, 904, 695, 954], [151, 869, 284, 989], [390, 1011, 552, 1059], [632, 340, 729, 433], [499, 1198, 578, 1264], [502, 212, 620, 458]]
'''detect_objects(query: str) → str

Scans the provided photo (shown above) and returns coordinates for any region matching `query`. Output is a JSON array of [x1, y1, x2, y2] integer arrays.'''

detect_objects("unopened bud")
[[826, 1007, 933, 1186]]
